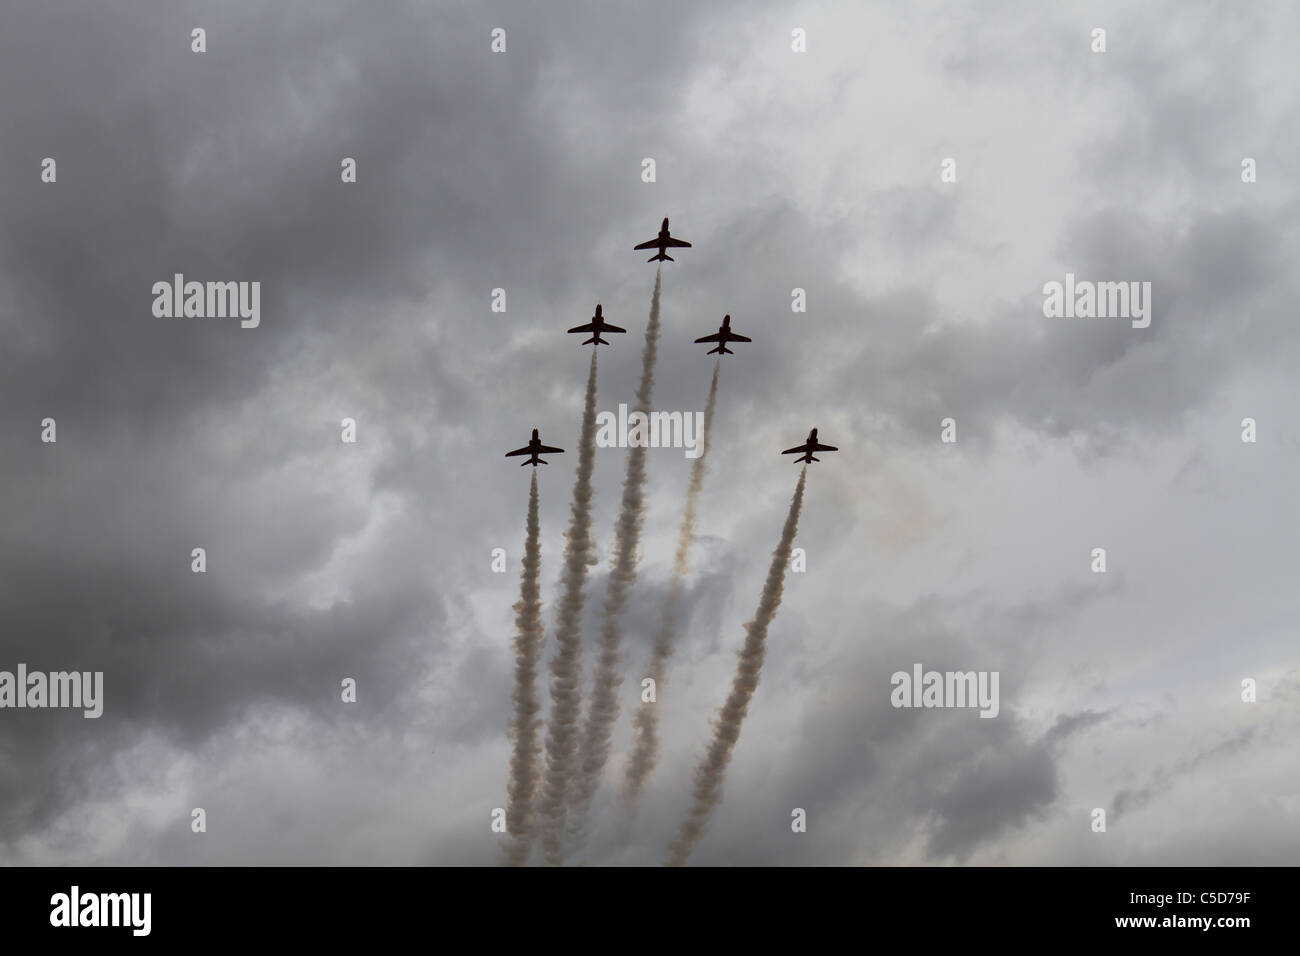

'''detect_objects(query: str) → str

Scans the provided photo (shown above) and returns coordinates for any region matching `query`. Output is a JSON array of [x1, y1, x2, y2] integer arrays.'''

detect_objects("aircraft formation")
[[505, 218, 837, 466]]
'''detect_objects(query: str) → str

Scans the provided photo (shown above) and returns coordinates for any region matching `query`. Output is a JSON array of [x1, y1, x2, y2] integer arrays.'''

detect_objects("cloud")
[[1, 0, 1297, 865]]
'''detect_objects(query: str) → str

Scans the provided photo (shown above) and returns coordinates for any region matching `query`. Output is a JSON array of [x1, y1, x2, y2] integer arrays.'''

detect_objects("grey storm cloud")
[[1, 0, 1298, 865], [1111, 726, 1258, 824], [649, 592, 1094, 866]]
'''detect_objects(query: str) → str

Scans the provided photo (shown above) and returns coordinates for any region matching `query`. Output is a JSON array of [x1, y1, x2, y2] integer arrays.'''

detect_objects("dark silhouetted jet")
[[694, 314, 752, 355], [634, 217, 692, 262], [781, 428, 838, 464], [567, 304, 626, 346], [506, 428, 565, 466]]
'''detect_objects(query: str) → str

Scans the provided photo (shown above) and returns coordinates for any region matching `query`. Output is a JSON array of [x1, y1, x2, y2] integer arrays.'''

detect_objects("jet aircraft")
[[506, 428, 565, 466], [781, 428, 838, 464], [567, 304, 626, 346], [694, 314, 751, 355], [634, 217, 692, 262]]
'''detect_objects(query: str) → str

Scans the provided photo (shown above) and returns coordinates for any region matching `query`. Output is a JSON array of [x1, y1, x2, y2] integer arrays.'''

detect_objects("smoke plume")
[[503, 470, 544, 866], [622, 358, 720, 810], [665, 466, 807, 866], [537, 349, 600, 864], [567, 268, 662, 849]]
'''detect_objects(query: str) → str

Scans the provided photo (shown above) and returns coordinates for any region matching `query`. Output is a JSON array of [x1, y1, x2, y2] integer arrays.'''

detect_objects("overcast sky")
[[1, 0, 1297, 865]]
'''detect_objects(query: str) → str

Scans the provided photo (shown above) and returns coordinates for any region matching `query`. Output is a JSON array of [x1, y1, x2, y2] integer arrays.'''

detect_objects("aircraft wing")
[[602, 322, 627, 333], [633, 238, 659, 250], [505, 447, 531, 457], [536, 444, 564, 454], [729, 333, 752, 342], [811, 442, 838, 452], [665, 238, 692, 248], [781, 443, 810, 455], [567, 322, 597, 333], [694, 332, 723, 343]]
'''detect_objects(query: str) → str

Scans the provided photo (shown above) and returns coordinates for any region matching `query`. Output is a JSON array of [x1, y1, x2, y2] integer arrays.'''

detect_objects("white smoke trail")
[[537, 349, 600, 865], [567, 268, 662, 849], [622, 358, 720, 811], [666, 467, 807, 866], [503, 469, 544, 866]]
